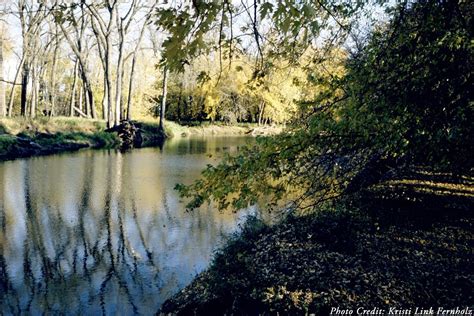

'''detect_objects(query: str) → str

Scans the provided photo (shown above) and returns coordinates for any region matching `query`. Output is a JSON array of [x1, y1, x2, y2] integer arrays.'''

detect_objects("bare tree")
[[0, 25, 5, 117], [114, 0, 140, 125], [69, 59, 78, 117], [1, 0, 167, 122], [48, 22, 60, 116], [159, 64, 167, 132], [87, 1, 117, 127], [126, 2, 157, 121], [57, 2, 96, 119], [17, 0, 47, 117]]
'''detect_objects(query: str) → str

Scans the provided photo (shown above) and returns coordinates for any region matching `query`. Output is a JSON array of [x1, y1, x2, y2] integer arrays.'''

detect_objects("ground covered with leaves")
[[160, 181, 473, 315]]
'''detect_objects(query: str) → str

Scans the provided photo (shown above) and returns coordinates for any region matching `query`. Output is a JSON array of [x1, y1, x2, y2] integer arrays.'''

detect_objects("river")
[[0, 136, 260, 315]]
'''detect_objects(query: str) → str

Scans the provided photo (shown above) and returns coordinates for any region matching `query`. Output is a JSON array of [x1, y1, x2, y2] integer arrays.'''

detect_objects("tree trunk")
[[257, 101, 266, 126], [105, 42, 113, 128], [120, 62, 126, 120], [102, 77, 108, 121], [159, 65, 168, 132], [87, 84, 96, 119], [126, 54, 137, 121], [30, 67, 37, 118], [115, 35, 124, 126], [20, 63, 29, 116], [0, 35, 5, 117], [69, 61, 78, 117], [7, 57, 25, 117], [78, 77, 97, 119], [79, 83, 83, 113], [84, 83, 90, 117], [177, 92, 182, 122], [49, 30, 59, 117], [79, 71, 95, 119]]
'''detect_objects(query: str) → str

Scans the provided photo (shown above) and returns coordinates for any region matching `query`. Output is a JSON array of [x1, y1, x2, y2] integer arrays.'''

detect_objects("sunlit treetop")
[[154, 0, 393, 72]]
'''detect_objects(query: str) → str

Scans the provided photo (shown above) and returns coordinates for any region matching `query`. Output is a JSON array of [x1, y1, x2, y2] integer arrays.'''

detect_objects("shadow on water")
[[0, 136, 262, 315]]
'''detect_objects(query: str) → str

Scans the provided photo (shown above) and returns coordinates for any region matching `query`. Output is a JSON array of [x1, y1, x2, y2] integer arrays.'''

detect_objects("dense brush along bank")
[[160, 172, 473, 315]]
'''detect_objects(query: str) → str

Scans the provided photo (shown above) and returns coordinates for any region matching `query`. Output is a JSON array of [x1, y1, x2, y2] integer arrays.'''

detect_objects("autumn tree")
[[0, 22, 5, 117], [174, 0, 473, 211]]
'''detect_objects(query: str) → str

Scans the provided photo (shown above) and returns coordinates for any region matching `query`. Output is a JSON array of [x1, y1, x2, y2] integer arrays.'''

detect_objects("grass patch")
[[133, 118, 189, 137], [0, 118, 120, 160], [0, 117, 106, 136], [31, 131, 119, 149], [137, 119, 278, 137], [0, 134, 17, 152], [89, 131, 121, 148], [164, 120, 187, 137]]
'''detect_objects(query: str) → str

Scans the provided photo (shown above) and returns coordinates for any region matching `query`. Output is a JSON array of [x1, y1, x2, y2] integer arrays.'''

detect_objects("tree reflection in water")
[[0, 137, 259, 315]]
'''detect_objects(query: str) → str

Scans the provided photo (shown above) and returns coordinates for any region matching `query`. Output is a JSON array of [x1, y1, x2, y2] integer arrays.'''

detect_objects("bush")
[[0, 135, 17, 153]]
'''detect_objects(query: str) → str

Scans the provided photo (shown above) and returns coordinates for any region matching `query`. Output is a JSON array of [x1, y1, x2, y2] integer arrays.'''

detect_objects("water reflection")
[[0, 136, 258, 315]]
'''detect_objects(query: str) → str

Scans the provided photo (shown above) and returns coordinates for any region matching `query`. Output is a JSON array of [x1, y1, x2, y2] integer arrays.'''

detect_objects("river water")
[[0, 136, 259, 315]]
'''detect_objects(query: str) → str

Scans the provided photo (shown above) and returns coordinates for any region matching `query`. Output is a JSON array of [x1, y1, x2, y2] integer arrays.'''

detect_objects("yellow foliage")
[[164, 47, 348, 124]]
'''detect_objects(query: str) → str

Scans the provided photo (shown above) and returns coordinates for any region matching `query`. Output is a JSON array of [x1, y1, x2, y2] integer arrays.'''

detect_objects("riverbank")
[[0, 118, 118, 161], [0, 118, 280, 161], [160, 174, 474, 314], [163, 120, 282, 137]]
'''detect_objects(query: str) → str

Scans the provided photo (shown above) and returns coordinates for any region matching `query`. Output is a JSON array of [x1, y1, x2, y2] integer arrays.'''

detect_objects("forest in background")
[[0, 0, 340, 128]]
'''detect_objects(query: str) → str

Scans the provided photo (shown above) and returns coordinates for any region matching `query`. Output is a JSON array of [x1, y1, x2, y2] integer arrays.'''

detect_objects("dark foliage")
[[342, 0, 473, 172], [176, 0, 474, 212]]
